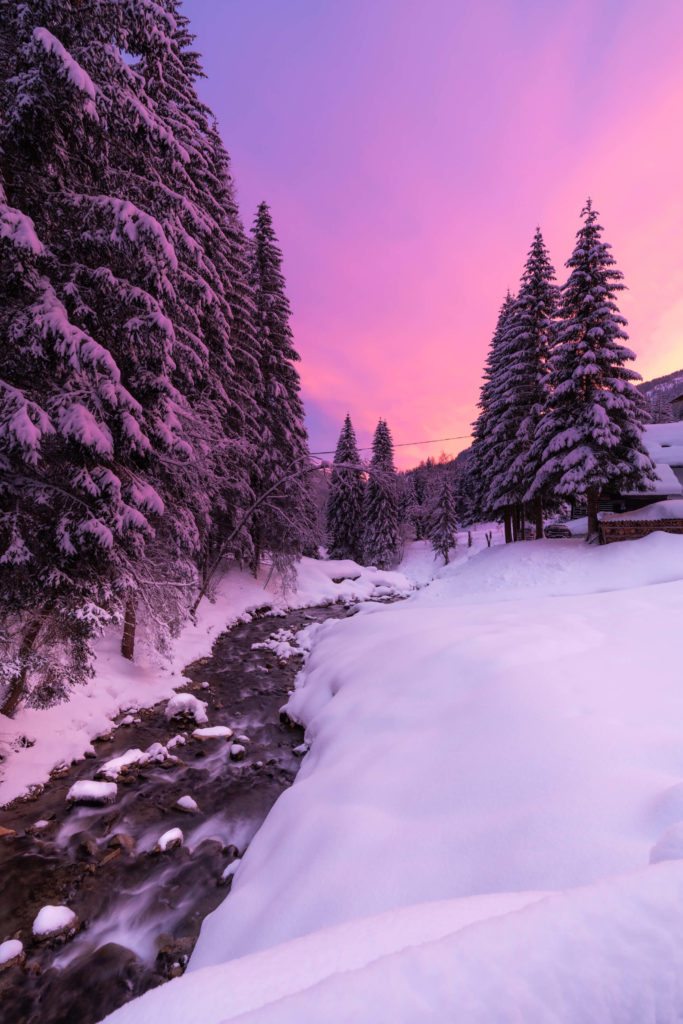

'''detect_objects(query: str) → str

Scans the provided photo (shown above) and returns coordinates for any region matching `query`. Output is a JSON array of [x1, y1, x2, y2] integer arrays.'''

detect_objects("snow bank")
[[103, 864, 683, 1023], [101, 531, 683, 1022], [0, 555, 412, 806], [415, 528, 683, 605]]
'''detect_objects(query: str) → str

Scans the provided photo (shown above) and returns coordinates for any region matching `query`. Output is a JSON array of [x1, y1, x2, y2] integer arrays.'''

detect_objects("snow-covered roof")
[[602, 499, 683, 522], [642, 423, 683, 467], [622, 460, 683, 497], [622, 423, 683, 497]]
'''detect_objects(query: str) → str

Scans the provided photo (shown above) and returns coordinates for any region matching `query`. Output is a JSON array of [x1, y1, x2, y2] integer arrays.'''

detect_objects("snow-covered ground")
[[0, 556, 413, 806], [101, 526, 683, 1023]]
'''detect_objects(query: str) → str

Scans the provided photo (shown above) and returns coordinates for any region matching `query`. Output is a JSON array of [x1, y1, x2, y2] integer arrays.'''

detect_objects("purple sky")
[[183, 0, 683, 466]]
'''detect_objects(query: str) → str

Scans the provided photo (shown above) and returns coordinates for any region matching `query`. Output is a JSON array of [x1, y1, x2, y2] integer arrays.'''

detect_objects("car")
[[544, 522, 572, 539]]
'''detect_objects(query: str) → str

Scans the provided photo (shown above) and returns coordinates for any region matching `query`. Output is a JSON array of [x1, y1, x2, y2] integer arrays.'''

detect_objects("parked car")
[[544, 522, 571, 539]]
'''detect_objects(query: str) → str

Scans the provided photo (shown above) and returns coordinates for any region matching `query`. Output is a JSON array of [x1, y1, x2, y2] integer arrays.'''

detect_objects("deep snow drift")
[[102, 529, 683, 1022]]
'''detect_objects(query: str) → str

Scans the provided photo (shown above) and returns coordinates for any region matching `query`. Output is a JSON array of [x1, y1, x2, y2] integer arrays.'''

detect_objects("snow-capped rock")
[[66, 780, 117, 805], [32, 905, 78, 939], [165, 693, 208, 725]]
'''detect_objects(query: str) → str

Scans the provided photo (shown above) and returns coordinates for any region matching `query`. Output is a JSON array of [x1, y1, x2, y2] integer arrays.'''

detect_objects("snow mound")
[[0, 939, 23, 965], [96, 748, 146, 779], [96, 742, 175, 779], [175, 795, 198, 813], [66, 780, 117, 805], [192, 725, 232, 740], [165, 693, 208, 724], [252, 629, 299, 659], [157, 828, 183, 852], [32, 905, 77, 938]]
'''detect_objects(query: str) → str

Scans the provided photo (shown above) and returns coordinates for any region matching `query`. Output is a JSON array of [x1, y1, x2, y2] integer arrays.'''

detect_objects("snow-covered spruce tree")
[[131, 1, 262, 587], [429, 478, 459, 564], [527, 200, 657, 540], [0, 0, 174, 712], [403, 468, 429, 539], [488, 229, 559, 540], [0, 0, 251, 711], [362, 419, 400, 568], [469, 292, 516, 540], [326, 414, 364, 561], [248, 201, 317, 576]]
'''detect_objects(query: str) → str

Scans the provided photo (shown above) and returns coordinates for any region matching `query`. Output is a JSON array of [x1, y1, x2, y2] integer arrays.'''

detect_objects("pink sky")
[[183, 0, 683, 467]]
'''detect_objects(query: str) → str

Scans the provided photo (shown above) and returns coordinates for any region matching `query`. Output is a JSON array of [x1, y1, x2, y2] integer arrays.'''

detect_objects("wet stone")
[[107, 833, 136, 855]]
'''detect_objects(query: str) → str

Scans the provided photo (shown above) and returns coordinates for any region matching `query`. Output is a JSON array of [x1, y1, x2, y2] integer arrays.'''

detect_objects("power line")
[[311, 434, 472, 455]]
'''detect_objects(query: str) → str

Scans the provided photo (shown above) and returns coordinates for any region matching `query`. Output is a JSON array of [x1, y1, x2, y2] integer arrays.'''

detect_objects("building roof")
[[622, 423, 683, 497], [642, 422, 683, 467]]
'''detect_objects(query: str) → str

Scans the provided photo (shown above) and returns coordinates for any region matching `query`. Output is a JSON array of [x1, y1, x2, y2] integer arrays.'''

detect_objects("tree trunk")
[[512, 504, 520, 542], [252, 529, 261, 579], [504, 505, 512, 544], [586, 487, 600, 542], [0, 616, 43, 718], [520, 505, 526, 541], [534, 495, 544, 540], [121, 596, 136, 661]]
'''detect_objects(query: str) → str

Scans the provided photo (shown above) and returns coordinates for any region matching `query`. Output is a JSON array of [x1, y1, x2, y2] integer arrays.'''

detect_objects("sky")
[[182, 0, 683, 468]]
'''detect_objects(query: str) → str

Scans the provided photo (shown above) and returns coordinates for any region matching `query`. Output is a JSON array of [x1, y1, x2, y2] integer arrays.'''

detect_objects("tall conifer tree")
[[362, 419, 400, 568], [429, 478, 459, 564], [248, 201, 316, 572], [527, 201, 657, 539], [470, 292, 516, 539], [326, 414, 364, 561], [489, 229, 558, 539]]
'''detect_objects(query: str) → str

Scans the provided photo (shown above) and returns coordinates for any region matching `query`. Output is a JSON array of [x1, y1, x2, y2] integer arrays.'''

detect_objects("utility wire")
[[311, 434, 472, 456]]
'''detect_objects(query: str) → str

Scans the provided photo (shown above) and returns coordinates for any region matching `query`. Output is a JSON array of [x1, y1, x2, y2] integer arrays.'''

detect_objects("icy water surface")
[[0, 603, 355, 1024]]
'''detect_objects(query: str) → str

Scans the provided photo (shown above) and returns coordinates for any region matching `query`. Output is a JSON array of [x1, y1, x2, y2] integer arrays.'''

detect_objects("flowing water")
[[0, 602, 357, 1024]]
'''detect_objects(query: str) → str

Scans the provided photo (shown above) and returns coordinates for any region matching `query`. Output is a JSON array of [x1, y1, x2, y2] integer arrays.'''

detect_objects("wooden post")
[[121, 595, 136, 661]]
